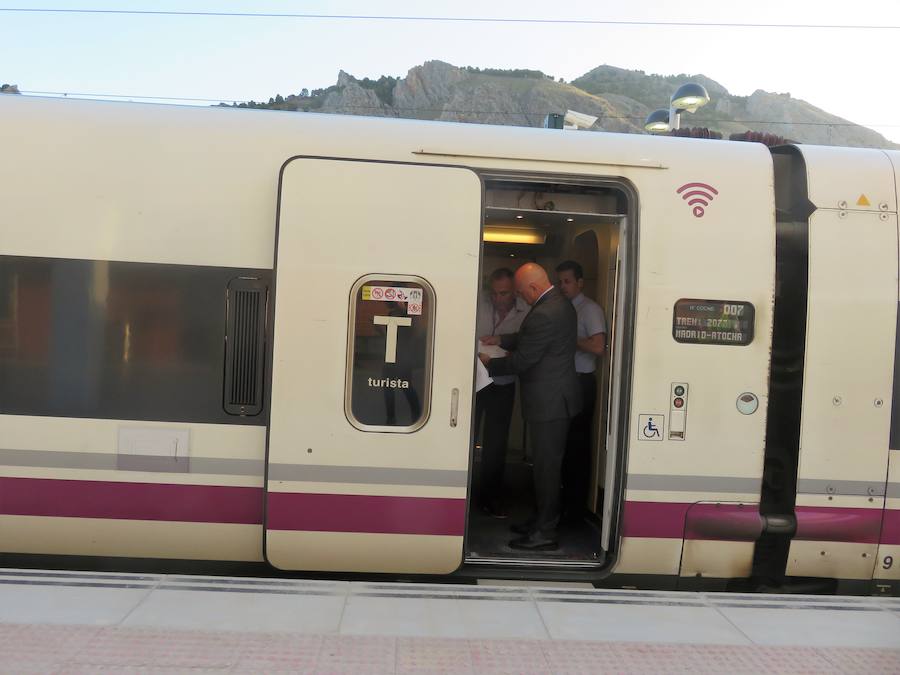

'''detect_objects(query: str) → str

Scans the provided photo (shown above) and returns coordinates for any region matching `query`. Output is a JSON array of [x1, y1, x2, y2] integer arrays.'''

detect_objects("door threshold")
[[464, 554, 605, 570]]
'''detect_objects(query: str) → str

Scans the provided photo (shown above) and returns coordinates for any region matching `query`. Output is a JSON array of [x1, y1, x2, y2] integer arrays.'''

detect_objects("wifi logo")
[[676, 182, 719, 218]]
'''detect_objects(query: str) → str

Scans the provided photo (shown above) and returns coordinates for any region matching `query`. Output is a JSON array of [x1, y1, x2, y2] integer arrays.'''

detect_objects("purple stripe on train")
[[0, 476, 263, 524], [882, 508, 900, 545], [621, 501, 763, 541], [620, 501, 691, 539], [622, 501, 900, 545], [266, 492, 467, 536], [1, 476, 898, 544], [794, 506, 886, 545]]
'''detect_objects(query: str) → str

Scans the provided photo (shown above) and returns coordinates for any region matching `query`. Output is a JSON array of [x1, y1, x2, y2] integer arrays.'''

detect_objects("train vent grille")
[[224, 280, 267, 416]]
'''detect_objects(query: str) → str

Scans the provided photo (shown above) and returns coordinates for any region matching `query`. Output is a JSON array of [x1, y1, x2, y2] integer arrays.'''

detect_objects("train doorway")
[[465, 176, 633, 571]]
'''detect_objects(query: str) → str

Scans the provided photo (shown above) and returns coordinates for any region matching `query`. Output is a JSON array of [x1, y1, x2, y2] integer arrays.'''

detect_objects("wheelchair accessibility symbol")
[[638, 414, 664, 441]]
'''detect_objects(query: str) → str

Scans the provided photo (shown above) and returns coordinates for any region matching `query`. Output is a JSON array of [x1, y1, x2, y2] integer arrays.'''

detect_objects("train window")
[[0, 256, 272, 425], [345, 274, 435, 432]]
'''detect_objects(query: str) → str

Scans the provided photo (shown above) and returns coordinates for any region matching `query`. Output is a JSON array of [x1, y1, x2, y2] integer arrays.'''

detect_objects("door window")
[[345, 274, 435, 432]]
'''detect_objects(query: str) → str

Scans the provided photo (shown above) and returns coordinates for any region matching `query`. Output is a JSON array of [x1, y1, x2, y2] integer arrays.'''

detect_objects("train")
[[0, 94, 897, 594]]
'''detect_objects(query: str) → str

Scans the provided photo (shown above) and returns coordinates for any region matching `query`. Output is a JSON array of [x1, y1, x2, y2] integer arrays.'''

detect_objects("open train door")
[[601, 219, 630, 555], [265, 158, 481, 574]]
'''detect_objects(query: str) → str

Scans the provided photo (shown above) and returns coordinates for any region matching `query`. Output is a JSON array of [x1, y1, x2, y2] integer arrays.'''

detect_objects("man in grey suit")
[[479, 263, 582, 550]]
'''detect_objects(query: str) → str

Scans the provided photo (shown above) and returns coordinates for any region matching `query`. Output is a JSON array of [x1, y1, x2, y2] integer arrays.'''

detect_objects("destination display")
[[672, 299, 755, 346]]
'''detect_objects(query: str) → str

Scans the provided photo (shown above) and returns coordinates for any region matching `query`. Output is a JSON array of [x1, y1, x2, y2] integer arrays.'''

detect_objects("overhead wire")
[[0, 7, 898, 30]]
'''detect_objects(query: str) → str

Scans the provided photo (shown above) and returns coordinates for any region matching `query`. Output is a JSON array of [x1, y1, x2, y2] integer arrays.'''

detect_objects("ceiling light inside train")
[[482, 226, 546, 245]]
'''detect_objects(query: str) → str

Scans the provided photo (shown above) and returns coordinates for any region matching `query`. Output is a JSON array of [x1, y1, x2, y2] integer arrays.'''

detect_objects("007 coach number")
[[672, 299, 755, 346]]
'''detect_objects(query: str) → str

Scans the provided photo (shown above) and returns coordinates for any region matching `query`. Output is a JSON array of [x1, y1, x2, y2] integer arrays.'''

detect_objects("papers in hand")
[[477, 340, 507, 359], [476, 340, 506, 392], [475, 357, 493, 393]]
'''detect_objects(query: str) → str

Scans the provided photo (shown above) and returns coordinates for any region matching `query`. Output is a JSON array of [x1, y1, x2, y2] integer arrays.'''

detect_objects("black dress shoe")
[[509, 533, 558, 551]]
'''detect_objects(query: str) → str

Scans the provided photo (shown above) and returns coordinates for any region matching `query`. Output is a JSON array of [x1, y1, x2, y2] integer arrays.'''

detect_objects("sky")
[[2, 0, 899, 142]]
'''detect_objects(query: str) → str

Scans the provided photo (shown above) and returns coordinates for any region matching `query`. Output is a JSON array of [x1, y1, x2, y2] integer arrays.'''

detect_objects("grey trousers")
[[528, 417, 571, 536]]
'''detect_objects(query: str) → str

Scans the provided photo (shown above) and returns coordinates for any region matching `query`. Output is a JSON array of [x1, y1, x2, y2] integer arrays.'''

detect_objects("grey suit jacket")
[[488, 286, 582, 423]]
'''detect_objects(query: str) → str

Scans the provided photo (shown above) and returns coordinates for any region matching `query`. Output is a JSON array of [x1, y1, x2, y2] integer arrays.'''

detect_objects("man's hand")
[[478, 352, 491, 366], [480, 335, 501, 346]]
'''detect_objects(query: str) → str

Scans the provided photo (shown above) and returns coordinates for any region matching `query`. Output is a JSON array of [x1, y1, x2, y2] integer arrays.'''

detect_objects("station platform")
[[0, 568, 898, 673]]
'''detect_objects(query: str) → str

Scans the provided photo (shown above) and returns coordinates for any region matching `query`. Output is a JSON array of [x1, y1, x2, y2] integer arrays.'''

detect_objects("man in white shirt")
[[474, 268, 528, 517], [556, 260, 607, 520]]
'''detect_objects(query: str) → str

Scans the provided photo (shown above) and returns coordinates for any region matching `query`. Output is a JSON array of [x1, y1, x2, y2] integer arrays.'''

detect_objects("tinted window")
[[346, 276, 434, 431], [0, 255, 271, 424]]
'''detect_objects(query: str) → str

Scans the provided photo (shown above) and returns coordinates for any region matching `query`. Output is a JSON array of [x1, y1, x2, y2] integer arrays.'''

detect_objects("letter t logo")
[[373, 315, 412, 363]]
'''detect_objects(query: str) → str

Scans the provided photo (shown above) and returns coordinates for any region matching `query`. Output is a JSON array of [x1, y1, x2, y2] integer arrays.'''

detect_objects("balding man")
[[479, 263, 582, 551]]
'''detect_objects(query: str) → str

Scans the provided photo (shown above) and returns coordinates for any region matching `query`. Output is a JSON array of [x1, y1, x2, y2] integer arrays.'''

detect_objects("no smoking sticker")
[[362, 286, 424, 311]]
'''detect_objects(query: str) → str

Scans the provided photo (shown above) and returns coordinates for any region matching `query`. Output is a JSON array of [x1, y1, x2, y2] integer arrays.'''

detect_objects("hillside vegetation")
[[227, 61, 894, 148]]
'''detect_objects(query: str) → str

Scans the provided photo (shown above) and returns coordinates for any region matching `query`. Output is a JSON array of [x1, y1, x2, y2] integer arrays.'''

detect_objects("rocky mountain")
[[232, 61, 895, 149]]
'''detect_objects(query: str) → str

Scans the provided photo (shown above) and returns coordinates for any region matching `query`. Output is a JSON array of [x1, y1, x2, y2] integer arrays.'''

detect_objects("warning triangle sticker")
[[856, 194, 871, 206]]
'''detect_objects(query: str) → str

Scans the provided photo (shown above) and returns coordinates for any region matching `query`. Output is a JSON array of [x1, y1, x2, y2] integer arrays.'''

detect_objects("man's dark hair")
[[489, 267, 514, 282], [555, 260, 584, 280]]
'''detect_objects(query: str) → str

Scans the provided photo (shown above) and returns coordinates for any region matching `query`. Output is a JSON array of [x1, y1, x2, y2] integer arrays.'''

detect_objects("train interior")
[[465, 177, 629, 568]]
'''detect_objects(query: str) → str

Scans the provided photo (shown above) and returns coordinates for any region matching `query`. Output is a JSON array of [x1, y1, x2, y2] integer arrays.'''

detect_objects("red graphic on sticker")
[[372, 287, 384, 299], [676, 182, 719, 218], [408, 302, 422, 315], [384, 288, 396, 300], [396, 289, 408, 301]]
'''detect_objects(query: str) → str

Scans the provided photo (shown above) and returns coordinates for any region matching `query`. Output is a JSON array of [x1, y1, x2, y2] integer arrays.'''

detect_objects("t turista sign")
[[345, 275, 435, 432]]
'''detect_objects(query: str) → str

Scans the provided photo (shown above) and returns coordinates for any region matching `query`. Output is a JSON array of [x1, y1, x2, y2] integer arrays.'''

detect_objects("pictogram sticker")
[[676, 182, 719, 218], [363, 286, 423, 308], [857, 194, 871, 207], [408, 302, 422, 316], [637, 414, 664, 441]]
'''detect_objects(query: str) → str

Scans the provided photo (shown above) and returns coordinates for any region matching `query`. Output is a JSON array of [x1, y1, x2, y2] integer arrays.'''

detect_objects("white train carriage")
[[0, 95, 897, 594]]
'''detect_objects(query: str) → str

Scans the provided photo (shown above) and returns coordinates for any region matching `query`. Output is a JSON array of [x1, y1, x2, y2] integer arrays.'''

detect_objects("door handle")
[[450, 388, 459, 427]]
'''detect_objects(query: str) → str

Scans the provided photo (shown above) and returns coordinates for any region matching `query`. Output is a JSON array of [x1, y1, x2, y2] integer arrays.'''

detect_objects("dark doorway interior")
[[467, 452, 604, 565]]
